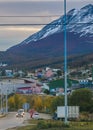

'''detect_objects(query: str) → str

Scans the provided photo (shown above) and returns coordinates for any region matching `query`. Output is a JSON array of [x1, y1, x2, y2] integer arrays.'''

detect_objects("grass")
[[7, 119, 93, 130]]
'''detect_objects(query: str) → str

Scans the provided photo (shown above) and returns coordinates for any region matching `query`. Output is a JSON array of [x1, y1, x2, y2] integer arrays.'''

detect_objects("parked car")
[[32, 112, 39, 119], [16, 109, 25, 118]]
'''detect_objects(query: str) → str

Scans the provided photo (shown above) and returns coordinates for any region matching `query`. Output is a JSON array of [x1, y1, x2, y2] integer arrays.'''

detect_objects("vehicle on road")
[[16, 109, 25, 118], [53, 106, 79, 120], [32, 112, 39, 119]]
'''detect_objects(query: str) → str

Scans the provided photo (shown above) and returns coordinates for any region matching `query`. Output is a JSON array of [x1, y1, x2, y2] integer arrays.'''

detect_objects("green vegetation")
[[8, 88, 93, 113], [6, 88, 93, 130], [7, 119, 93, 130], [69, 88, 93, 112]]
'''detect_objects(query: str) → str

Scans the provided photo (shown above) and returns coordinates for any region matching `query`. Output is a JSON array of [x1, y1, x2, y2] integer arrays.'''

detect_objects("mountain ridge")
[[1, 4, 93, 68]]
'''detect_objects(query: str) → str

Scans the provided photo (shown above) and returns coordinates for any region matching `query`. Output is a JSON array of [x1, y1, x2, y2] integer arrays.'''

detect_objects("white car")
[[16, 109, 25, 117], [32, 112, 39, 119]]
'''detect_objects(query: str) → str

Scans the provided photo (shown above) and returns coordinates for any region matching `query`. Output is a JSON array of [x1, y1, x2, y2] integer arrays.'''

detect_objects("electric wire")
[[0, 15, 93, 26]]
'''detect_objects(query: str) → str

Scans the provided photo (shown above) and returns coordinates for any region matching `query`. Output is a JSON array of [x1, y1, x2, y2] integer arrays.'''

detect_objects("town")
[[0, 64, 93, 130], [0, 64, 93, 96], [0, 1, 93, 130]]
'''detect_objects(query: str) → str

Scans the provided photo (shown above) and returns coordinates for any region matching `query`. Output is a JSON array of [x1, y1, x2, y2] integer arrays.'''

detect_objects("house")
[[5, 70, 13, 77], [45, 68, 54, 79]]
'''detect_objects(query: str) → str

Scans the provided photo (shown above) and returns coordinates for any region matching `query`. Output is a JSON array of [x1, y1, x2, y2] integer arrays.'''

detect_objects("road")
[[0, 112, 30, 130], [0, 112, 51, 130]]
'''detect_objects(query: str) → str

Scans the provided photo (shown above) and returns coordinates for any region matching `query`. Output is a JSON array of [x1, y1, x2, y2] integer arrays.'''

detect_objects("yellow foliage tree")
[[8, 94, 27, 110], [8, 96, 15, 110], [32, 96, 43, 111]]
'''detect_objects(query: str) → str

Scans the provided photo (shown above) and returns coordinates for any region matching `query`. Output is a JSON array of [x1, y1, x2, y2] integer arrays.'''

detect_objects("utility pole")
[[0, 88, 2, 112], [92, 64, 93, 81], [6, 89, 8, 114], [64, 0, 68, 124]]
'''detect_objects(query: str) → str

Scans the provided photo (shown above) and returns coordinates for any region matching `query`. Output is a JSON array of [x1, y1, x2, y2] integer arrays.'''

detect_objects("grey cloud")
[[0, 0, 93, 51], [0, 1, 63, 16], [0, 1, 64, 25], [0, 1, 92, 16]]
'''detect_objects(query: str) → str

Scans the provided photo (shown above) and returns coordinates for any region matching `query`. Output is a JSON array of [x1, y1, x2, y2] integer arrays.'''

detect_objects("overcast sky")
[[0, 0, 93, 51]]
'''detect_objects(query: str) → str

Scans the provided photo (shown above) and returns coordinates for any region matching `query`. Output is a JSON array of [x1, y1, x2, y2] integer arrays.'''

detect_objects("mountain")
[[1, 4, 93, 68]]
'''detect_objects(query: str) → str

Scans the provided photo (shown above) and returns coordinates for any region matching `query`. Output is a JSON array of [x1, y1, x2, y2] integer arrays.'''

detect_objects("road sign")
[[23, 103, 30, 111]]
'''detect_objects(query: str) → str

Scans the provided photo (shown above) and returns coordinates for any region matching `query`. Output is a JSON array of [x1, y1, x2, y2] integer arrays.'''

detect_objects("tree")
[[1, 70, 6, 76], [57, 70, 62, 77], [69, 88, 93, 112], [8, 96, 15, 111], [38, 96, 52, 113], [50, 96, 64, 113], [8, 94, 27, 111], [28, 95, 43, 111], [44, 89, 50, 94]]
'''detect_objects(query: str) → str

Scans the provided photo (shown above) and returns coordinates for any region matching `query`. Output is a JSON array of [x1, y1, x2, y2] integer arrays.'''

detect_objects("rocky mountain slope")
[[1, 4, 93, 68]]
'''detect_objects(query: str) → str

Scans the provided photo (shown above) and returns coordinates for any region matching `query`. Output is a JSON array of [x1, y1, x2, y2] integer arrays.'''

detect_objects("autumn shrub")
[[37, 120, 70, 129], [37, 120, 49, 129]]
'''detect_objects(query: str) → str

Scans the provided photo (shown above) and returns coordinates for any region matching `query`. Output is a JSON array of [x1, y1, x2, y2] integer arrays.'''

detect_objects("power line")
[[0, 15, 61, 17], [0, 22, 93, 26], [0, 15, 93, 26], [0, 24, 46, 26]]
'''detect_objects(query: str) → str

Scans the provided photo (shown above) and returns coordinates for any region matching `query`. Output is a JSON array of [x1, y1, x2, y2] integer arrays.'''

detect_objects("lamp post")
[[6, 89, 8, 114], [64, 0, 68, 124], [0, 83, 3, 113], [0, 88, 2, 112]]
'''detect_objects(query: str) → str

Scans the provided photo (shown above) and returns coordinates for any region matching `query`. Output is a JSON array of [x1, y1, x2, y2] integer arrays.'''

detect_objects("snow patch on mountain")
[[41, 26, 61, 39], [19, 4, 93, 46]]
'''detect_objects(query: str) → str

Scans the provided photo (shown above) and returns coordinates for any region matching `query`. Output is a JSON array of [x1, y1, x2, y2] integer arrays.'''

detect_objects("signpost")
[[23, 103, 30, 111]]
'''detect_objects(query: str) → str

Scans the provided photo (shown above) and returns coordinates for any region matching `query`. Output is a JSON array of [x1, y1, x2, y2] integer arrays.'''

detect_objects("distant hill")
[[1, 4, 93, 69]]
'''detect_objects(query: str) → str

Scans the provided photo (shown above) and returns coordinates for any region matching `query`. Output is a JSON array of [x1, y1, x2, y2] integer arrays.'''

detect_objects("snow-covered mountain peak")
[[19, 4, 93, 46], [81, 4, 93, 11], [67, 8, 79, 17]]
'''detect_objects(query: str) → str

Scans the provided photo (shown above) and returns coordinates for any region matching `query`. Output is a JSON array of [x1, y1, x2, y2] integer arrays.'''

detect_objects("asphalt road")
[[0, 112, 30, 130], [0, 112, 51, 130]]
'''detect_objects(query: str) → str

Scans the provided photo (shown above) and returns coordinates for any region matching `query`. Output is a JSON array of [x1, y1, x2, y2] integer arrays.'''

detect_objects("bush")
[[37, 120, 49, 129], [37, 120, 70, 129], [62, 122, 70, 128]]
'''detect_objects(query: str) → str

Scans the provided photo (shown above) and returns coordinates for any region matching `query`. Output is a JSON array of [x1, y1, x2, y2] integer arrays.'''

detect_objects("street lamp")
[[64, 0, 68, 124], [0, 88, 2, 112], [0, 83, 3, 113], [6, 89, 8, 114]]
